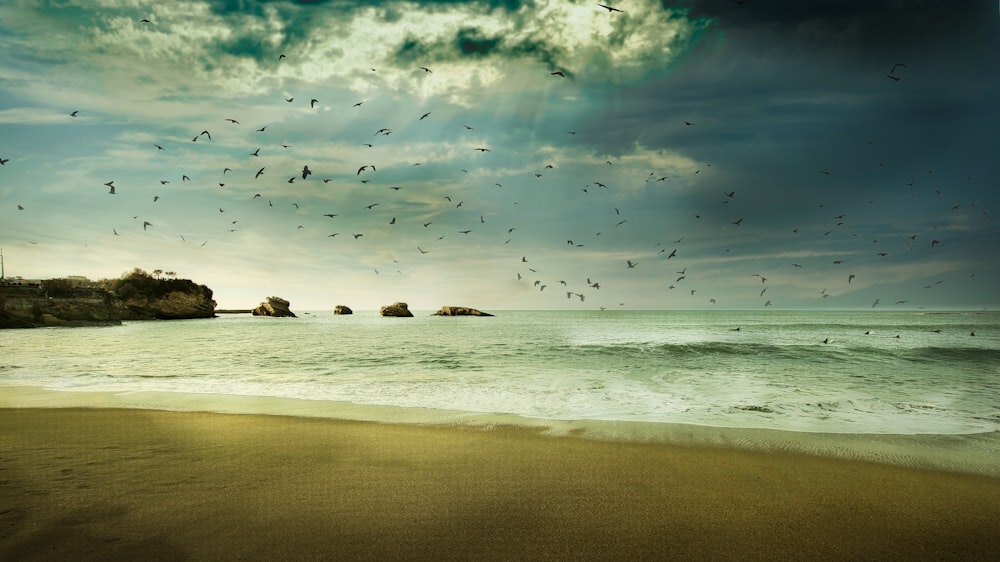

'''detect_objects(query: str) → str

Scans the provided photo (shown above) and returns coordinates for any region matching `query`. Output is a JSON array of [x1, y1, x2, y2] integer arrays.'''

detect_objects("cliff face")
[[0, 285, 125, 328], [122, 290, 216, 320], [1, 272, 217, 329]]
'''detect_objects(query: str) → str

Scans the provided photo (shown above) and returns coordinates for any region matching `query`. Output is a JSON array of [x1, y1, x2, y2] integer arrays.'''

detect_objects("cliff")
[[0, 269, 216, 329]]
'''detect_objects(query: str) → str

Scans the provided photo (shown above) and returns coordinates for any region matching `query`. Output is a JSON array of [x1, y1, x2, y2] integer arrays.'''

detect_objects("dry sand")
[[2, 407, 999, 561]]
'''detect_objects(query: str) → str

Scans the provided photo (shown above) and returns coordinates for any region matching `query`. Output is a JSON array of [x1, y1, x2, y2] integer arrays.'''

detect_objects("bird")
[[17, 204, 24, 210], [358, 165, 371, 175], [474, 147, 491, 152], [310, 99, 318, 108], [597, 3, 623, 12], [889, 63, 907, 75], [419, 66, 432, 73], [225, 118, 239, 124], [301, 165, 312, 180], [418, 246, 429, 254], [352, 234, 364, 239], [255, 167, 265, 179], [626, 260, 638, 269], [69, 110, 79, 117], [142, 221, 152, 231], [550, 71, 566, 77], [848, 274, 856, 284], [1, 158, 10, 165], [419, 112, 431, 120]]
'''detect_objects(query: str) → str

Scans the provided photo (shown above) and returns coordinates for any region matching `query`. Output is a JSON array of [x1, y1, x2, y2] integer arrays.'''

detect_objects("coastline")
[[3, 406, 1000, 560], [2, 384, 999, 478]]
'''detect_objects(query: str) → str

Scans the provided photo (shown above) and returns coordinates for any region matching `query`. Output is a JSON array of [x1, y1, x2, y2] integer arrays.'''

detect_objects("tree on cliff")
[[101, 268, 213, 302]]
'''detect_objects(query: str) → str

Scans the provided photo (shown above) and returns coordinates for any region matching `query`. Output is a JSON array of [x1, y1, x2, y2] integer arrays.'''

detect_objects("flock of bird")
[[2, 3, 989, 311]]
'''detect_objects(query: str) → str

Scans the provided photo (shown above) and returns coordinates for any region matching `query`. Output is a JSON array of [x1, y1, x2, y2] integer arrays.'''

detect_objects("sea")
[[3, 309, 999, 476]]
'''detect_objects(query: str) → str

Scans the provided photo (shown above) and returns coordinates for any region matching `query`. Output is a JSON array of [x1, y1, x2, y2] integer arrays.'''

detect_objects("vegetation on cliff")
[[100, 268, 214, 303], [1, 268, 216, 328]]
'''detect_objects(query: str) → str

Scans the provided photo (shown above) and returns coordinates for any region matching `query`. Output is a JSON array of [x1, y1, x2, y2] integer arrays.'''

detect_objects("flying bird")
[[419, 112, 431, 120], [597, 3, 623, 12], [550, 71, 566, 77], [255, 167, 265, 178], [69, 110, 79, 117], [301, 165, 312, 179], [419, 66, 432, 73]]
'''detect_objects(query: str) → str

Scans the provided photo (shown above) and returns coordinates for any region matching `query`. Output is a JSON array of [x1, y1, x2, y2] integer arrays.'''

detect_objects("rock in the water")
[[379, 302, 413, 317], [433, 306, 494, 317], [333, 305, 353, 315], [252, 296, 296, 317]]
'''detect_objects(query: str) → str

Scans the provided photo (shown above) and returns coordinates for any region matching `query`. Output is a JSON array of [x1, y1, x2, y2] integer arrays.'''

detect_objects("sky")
[[1, 0, 998, 311]]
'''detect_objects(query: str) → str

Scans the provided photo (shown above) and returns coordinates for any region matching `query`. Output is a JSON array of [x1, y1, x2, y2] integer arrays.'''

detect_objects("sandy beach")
[[2, 407, 999, 561]]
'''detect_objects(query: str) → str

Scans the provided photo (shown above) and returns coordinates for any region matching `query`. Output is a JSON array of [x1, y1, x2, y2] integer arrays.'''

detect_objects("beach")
[[2, 407, 999, 560]]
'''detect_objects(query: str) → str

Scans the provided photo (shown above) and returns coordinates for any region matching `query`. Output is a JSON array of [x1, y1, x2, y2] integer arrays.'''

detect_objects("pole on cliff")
[[0, 247, 5, 281]]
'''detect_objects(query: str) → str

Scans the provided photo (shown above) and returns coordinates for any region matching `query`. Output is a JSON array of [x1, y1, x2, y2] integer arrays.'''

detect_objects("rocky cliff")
[[0, 270, 217, 329]]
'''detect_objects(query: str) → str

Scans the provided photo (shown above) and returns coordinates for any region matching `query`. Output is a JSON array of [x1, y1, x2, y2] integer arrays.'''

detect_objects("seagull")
[[418, 246, 429, 254], [301, 165, 312, 179], [255, 167, 265, 178], [474, 147, 491, 152], [597, 3, 623, 12], [550, 71, 566, 77], [143, 221, 152, 231], [310, 99, 318, 108], [626, 260, 638, 269], [225, 118, 239, 124], [69, 110, 79, 117], [419, 66, 432, 73], [419, 112, 431, 120]]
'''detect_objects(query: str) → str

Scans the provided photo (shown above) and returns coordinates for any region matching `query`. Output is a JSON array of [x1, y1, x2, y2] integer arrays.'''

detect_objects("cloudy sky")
[[1, 0, 997, 311]]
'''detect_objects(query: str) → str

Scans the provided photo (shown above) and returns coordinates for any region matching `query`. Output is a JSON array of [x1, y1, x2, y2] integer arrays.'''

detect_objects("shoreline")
[[2, 406, 1000, 560], [3, 384, 999, 478]]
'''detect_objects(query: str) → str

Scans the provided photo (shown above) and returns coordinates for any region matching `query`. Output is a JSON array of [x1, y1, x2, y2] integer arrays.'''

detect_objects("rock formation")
[[433, 306, 494, 317], [252, 296, 296, 318], [333, 305, 353, 315], [379, 302, 414, 317], [1, 270, 217, 329]]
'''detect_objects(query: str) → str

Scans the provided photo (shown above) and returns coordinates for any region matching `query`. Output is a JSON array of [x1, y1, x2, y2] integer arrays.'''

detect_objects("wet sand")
[[2, 407, 999, 560]]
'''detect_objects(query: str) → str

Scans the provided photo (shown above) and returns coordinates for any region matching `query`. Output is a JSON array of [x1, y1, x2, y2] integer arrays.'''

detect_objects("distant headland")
[[0, 268, 216, 329]]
